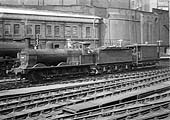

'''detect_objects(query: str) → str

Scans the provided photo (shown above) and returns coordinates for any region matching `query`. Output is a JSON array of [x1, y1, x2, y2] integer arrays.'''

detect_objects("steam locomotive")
[[13, 41, 159, 83]]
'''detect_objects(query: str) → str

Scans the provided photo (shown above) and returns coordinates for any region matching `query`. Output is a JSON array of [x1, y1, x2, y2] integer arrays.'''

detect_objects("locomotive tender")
[[14, 42, 159, 82]]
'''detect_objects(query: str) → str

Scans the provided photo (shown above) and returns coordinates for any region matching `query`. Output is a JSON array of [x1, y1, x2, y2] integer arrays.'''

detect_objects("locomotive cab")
[[67, 42, 95, 65]]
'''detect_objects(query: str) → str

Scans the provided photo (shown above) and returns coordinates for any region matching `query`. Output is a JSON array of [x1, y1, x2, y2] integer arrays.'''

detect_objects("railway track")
[[62, 92, 170, 120], [0, 68, 169, 120], [0, 66, 168, 91], [134, 109, 170, 120]]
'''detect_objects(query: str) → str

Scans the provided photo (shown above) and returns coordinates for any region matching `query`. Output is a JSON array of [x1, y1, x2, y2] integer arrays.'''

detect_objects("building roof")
[[0, 7, 101, 23], [0, 7, 100, 19]]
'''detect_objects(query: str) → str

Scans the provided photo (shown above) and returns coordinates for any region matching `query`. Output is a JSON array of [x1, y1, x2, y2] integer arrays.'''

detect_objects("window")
[[65, 26, 71, 37], [46, 25, 52, 36], [86, 27, 91, 38], [0, 24, 3, 37], [26, 25, 33, 35], [54, 44, 59, 48], [54, 26, 60, 36], [94, 26, 98, 38], [72, 26, 78, 37], [4, 24, 11, 35], [14, 24, 20, 35], [35, 25, 40, 35], [131, 1, 135, 8]]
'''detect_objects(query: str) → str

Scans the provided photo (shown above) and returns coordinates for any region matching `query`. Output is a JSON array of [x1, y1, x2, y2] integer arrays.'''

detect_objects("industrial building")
[[0, 1, 169, 120]]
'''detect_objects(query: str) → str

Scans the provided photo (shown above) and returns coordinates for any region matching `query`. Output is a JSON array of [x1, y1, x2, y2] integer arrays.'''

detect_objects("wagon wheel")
[[57, 62, 67, 66], [33, 63, 46, 68]]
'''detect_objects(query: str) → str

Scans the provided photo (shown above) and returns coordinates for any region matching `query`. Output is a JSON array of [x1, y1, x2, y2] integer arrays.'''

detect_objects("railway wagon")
[[127, 44, 159, 67], [0, 7, 101, 48], [138, 45, 158, 61]]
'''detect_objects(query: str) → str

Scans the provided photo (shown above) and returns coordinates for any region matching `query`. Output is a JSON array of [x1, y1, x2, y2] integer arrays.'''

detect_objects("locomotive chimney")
[[25, 37, 31, 49], [46, 41, 53, 49]]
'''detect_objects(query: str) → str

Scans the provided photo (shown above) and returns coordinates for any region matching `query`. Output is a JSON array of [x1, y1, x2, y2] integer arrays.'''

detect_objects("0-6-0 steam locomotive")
[[13, 41, 159, 83]]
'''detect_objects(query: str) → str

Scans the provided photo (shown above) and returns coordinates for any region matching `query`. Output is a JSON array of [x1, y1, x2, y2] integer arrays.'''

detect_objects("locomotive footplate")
[[24, 64, 91, 83]]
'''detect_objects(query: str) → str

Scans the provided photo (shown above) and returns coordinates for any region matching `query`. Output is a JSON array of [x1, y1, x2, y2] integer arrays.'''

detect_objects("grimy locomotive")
[[13, 41, 159, 83]]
